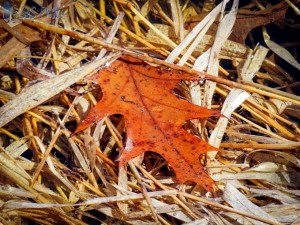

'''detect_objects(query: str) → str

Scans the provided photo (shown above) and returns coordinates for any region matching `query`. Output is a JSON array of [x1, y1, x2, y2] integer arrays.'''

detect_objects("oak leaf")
[[75, 55, 220, 191], [229, 2, 288, 44], [185, 2, 288, 44]]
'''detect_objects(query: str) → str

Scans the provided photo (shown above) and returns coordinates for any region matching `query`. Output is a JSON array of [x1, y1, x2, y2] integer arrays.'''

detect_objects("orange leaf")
[[75, 55, 220, 192]]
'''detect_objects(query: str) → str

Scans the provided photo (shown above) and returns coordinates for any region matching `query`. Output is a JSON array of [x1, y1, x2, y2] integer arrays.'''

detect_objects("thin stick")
[[21, 19, 300, 106], [220, 142, 300, 150]]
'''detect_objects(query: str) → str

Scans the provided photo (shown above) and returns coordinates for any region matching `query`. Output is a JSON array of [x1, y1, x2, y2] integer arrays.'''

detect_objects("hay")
[[0, 0, 299, 224]]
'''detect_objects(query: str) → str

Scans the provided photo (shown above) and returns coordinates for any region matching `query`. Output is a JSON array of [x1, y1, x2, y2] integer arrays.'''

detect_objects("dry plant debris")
[[0, 0, 300, 224]]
